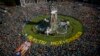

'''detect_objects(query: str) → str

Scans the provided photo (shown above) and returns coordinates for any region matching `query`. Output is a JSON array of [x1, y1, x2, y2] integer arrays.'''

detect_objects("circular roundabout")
[[23, 15, 83, 46]]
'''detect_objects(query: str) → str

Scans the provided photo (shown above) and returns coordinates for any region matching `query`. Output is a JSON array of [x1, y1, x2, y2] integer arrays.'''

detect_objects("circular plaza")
[[23, 15, 83, 46]]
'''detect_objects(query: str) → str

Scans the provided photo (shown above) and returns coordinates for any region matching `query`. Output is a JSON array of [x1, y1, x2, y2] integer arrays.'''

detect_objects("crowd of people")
[[0, 1, 99, 56]]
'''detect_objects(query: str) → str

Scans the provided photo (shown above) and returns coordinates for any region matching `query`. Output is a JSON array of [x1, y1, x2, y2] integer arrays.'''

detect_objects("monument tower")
[[50, 6, 58, 32]]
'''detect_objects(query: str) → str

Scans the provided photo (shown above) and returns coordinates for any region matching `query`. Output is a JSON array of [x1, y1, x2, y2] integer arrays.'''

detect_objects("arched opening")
[[35, 0, 37, 3], [47, 0, 57, 2], [15, 0, 20, 5]]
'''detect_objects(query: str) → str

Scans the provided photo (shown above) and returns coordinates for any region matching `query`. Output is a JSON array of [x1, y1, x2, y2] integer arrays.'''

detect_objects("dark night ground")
[[0, 0, 100, 56]]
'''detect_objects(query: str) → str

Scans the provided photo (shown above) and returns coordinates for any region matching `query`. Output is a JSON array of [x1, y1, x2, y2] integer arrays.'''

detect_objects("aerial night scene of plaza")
[[0, 0, 99, 56]]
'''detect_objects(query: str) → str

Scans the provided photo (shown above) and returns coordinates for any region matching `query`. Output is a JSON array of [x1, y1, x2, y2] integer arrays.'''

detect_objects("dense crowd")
[[0, 1, 99, 56]]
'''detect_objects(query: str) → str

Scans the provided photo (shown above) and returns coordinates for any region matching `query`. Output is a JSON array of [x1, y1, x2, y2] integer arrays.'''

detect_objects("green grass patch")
[[23, 15, 83, 45]]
